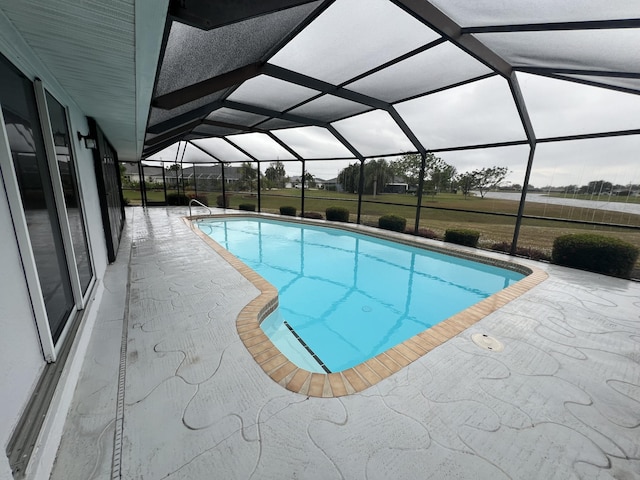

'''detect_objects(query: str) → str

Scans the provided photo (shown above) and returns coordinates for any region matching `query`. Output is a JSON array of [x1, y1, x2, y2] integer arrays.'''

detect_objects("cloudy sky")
[[149, 74, 640, 188], [148, 0, 640, 189]]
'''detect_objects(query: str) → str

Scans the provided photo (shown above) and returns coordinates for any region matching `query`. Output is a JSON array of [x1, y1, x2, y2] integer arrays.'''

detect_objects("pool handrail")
[[188, 198, 212, 217]]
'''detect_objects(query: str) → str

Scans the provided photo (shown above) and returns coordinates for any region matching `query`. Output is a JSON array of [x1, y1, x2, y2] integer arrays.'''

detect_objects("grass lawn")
[[254, 189, 640, 226], [123, 187, 640, 268]]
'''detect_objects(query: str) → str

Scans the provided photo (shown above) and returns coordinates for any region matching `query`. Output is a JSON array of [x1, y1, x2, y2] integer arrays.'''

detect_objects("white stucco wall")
[[0, 9, 110, 479]]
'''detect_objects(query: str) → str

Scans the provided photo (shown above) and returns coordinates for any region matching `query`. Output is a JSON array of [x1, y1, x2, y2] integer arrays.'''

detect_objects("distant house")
[[121, 162, 142, 183], [321, 177, 343, 192], [286, 175, 302, 188], [138, 165, 166, 184], [384, 183, 409, 194], [121, 163, 164, 184], [122, 163, 245, 187], [181, 165, 242, 185], [286, 175, 324, 189]]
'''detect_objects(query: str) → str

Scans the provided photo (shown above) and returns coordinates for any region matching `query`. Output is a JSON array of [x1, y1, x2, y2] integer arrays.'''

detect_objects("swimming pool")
[[197, 217, 526, 373]]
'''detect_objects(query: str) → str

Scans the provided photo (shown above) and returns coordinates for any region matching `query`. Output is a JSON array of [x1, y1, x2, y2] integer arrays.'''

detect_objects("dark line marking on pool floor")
[[283, 320, 332, 374]]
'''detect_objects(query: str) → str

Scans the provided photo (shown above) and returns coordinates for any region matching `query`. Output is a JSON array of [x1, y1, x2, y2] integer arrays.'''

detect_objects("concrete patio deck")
[[50, 207, 640, 479]]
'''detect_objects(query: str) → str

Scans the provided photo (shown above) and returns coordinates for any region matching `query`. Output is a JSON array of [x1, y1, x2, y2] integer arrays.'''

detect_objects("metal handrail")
[[188, 198, 212, 217]]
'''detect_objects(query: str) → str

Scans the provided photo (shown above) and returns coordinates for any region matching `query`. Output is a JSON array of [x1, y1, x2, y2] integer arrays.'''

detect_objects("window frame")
[[0, 74, 96, 361]]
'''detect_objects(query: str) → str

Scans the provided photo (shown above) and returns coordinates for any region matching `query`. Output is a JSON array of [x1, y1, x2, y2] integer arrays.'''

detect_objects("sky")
[[147, 0, 640, 189]]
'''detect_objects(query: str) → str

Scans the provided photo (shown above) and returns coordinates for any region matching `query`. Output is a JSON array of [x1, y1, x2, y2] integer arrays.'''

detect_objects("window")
[[45, 91, 93, 294], [0, 56, 75, 344]]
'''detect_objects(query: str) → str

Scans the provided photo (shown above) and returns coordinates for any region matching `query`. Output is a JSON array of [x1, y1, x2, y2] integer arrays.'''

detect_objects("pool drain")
[[362, 305, 372, 312], [471, 333, 504, 352]]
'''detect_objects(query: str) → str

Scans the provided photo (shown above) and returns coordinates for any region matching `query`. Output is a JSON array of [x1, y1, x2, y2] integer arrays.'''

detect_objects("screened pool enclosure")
[[138, 0, 640, 262], [1, 1, 639, 478]]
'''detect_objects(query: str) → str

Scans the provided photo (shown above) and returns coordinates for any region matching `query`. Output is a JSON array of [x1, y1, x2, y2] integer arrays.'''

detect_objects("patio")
[[51, 207, 640, 479]]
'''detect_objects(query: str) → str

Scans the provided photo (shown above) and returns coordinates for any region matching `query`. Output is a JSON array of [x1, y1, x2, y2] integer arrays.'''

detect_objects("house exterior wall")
[[0, 181, 46, 480], [0, 10, 109, 479]]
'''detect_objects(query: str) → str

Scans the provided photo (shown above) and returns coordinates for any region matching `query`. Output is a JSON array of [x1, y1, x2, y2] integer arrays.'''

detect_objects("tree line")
[[338, 154, 509, 198], [158, 156, 510, 197], [542, 180, 640, 196]]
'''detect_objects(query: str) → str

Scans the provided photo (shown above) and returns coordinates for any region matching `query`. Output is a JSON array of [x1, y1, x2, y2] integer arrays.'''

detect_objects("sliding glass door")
[[0, 57, 75, 344], [44, 91, 93, 295], [0, 54, 95, 356]]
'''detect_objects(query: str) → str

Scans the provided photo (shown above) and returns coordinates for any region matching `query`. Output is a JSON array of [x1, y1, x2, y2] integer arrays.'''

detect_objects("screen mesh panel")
[[273, 126, 355, 158], [269, 0, 440, 85], [395, 76, 526, 150]]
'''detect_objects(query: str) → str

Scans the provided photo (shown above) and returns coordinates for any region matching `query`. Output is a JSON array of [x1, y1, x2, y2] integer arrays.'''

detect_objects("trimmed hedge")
[[444, 228, 480, 248], [325, 206, 350, 222], [552, 233, 638, 279], [378, 215, 406, 232], [238, 203, 256, 211], [216, 194, 231, 208], [303, 211, 323, 219], [166, 193, 189, 206], [279, 206, 296, 216]]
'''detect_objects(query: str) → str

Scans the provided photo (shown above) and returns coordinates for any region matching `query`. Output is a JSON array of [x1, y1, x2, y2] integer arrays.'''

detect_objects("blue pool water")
[[198, 218, 524, 372]]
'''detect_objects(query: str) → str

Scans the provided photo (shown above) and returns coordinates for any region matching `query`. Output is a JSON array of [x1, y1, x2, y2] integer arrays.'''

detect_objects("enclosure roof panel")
[[426, 0, 640, 27], [226, 133, 298, 161], [137, 0, 639, 161], [154, 2, 321, 97], [273, 126, 355, 159], [269, 0, 441, 85], [13, 1, 633, 161]]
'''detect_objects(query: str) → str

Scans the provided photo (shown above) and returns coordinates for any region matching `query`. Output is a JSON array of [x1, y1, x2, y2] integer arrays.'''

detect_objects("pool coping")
[[185, 213, 549, 398]]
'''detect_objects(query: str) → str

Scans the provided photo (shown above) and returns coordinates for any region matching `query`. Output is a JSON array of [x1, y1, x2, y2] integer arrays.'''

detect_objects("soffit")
[[0, 0, 167, 161]]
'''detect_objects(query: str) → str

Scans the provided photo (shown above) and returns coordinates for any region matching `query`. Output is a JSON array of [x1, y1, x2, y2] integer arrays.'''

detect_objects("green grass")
[[123, 188, 640, 226], [123, 187, 640, 269]]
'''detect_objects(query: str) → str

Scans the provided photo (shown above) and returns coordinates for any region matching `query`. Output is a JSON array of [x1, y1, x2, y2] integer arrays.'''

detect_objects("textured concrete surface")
[[49, 217, 131, 480], [52, 207, 640, 479]]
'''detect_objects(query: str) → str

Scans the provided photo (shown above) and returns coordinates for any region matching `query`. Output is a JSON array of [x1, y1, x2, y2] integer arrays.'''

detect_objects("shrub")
[[166, 193, 190, 206], [444, 228, 480, 248], [279, 206, 296, 216], [216, 194, 231, 208], [552, 233, 639, 279], [489, 241, 511, 254], [239, 203, 256, 211], [303, 211, 323, 219], [325, 206, 350, 222], [489, 241, 551, 262], [378, 215, 406, 232], [405, 227, 439, 240], [524, 248, 552, 262]]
